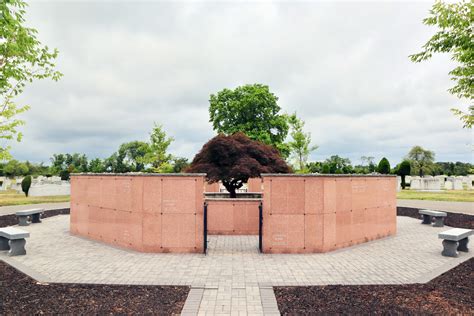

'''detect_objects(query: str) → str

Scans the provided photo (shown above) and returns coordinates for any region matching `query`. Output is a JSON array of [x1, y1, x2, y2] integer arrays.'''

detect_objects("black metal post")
[[203, 202, 208, 255], [259, 202, 263, 253]]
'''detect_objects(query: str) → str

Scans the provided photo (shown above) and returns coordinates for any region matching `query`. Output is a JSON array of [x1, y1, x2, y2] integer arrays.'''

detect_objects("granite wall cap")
[[204, 197, 262, 202], [260, 173, 397, 178], [71, 172, 206, 177]]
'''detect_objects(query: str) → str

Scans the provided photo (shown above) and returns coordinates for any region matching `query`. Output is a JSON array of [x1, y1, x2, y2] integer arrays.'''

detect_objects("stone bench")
[[16, 208, 44, 226], [438, 228, 473, 257], [419, 209, 447, 227], [0, 227, 30, 256]]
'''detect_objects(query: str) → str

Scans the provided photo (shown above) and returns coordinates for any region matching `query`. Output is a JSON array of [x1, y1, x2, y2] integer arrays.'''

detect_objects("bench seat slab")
[[15, 208, 44, 216], [419, 209, 447, 217], [438, 228, 473, 241]]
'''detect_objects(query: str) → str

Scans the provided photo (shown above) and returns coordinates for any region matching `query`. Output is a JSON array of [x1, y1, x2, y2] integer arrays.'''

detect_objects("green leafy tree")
[[88, 158, 105, 173], [209, 84, 290, 157], [172, 157, 189, 173], [143, 123, 174, 170], [288, 114, 318, 172], [50, 153, 88, 180], [117, 141, 149, 172], [359, 156, 376, 173], [377, 157, 391, 174], [0, 0, 62, 160], [21, 174, 31, 196], [4, 159, 28, 177], [410, 0, 473, 128], [397, 160, 412, 189], [406, 146, 435, 177], [324, 155, 352, 174]]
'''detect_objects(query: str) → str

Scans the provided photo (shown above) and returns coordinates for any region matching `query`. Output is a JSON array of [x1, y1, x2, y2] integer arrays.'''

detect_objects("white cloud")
[[9, 0, 473, 166]]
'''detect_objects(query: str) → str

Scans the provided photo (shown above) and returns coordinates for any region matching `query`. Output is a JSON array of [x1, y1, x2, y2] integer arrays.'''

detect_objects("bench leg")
[[31, 213, 42, 223], [0, 236, 9, 250], [421, 214, 431, 225], [458, 237, 469, 252], [8, 239, 26, 256], [18, 215, 29, 226], [441, 240, 458, 257], [433, 217, 444, 227]]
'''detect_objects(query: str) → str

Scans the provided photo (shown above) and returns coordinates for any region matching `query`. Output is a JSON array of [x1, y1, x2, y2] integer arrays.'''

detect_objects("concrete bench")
[[438, 228, 473, 257], [0, 227, 30, 256], [16, 208, 44, 226], [419, 209, 447, 227]]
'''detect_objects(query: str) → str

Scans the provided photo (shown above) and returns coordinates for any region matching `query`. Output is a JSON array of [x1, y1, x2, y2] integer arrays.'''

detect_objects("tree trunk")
[[222, 180, 237, 198], [228, 188, 237, 198], [401, 175, 406, 189]]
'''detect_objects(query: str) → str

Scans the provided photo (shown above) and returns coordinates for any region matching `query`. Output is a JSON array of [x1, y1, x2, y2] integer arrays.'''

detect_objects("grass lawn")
[[0, 190, 70, 206], [397, 190, 474, 202]]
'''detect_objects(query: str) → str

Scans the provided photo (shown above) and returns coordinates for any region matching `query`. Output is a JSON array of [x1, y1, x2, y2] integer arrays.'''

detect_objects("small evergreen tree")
[[397, 160, 411, 189], [377, 157, 391, 174], [21, 175, 32, 197]]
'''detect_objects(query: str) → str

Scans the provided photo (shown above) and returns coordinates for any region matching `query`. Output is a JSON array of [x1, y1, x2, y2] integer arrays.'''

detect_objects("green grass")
[[397, 189, 474, 202], [0, 190, 70, 206]]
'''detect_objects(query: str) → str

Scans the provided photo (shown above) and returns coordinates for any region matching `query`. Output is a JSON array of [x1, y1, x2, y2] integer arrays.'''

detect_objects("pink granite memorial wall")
[[261, 175, 397, 254], [70, 174, 205, 253]]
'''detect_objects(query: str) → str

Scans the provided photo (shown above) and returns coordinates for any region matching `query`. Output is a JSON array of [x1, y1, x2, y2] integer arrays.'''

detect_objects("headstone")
[[453, 179, 463, 190], [410, 178, 422, 190], [444, 181, 453, 190], [424, 178, 441, 190]]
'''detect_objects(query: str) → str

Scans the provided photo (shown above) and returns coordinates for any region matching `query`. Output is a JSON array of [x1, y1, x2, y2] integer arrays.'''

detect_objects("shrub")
[[397, 160, 411, 189], [377, 157, 391, 174], [21, 175, 32, 197]]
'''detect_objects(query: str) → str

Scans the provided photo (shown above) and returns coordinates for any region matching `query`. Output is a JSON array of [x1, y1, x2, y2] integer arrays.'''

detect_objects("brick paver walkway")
[[1, 215, 472, 315]]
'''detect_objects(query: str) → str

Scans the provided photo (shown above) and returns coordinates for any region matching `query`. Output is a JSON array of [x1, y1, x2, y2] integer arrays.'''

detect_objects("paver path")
[[397, 199, 473, 215], [1, 215, 472, 315], [0, 202, 70, 216]]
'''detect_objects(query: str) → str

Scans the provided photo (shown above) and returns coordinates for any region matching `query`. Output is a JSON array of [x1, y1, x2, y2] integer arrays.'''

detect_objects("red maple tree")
[[186, 133, 291, 197]]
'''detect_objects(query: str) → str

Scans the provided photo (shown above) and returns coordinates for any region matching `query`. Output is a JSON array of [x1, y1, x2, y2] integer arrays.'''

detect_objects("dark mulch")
[[275, 258, 474, 315], [0, 261, 189, 315], [397, 206, 474, 229], [0, 208, 70, 228]]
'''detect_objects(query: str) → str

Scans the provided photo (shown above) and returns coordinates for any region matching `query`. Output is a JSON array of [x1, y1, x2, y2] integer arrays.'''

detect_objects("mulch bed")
[[397, 206, 474, 229], [0, 261, 189, 315], [275, 258, 474, 315], [0, 208, 70, 228]]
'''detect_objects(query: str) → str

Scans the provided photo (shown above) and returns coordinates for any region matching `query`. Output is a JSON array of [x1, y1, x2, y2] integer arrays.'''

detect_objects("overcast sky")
[[9, 0, 473, 166]]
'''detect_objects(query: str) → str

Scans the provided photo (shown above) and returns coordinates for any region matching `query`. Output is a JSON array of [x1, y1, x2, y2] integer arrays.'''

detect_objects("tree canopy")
[[208, 84, 291, 157], [0, 0, 62, 160], [288, 113, 318, 172], [397, 160, 411, 189], [406, 146, 435, 177], [186, 133, 291, 197], [377, 157, 391, 174], [410, 0, 473, 128]]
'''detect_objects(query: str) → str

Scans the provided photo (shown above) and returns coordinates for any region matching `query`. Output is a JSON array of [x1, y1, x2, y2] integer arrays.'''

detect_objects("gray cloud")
[[9, 1, 473, 166]]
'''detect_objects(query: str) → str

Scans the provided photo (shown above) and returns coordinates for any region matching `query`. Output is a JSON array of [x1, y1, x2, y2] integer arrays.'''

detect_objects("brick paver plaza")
[[1, 215, 472, 315]]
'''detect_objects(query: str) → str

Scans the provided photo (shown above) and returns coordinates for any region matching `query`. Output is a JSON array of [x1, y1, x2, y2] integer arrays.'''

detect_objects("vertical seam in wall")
[[303, 178, 306, 249], [160, 178, 163, 248]]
